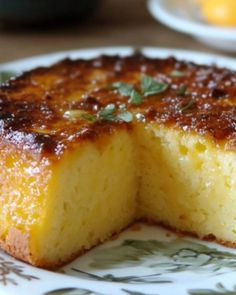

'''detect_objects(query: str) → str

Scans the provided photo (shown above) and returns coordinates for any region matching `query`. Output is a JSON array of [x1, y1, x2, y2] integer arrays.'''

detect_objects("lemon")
[[200, 0, 236, 27]]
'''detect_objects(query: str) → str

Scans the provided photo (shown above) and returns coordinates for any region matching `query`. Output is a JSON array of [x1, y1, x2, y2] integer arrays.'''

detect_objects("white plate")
[[147, 0, 236, 52], [1, 47, 236, 295]]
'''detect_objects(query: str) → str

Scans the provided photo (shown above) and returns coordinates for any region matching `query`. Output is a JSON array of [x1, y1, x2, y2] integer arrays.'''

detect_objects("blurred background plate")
[[147, 0, 236, 53]]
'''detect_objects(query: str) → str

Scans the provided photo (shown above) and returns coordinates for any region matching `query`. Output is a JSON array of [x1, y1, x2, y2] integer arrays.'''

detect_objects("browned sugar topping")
[[1, 54, 236, 158]]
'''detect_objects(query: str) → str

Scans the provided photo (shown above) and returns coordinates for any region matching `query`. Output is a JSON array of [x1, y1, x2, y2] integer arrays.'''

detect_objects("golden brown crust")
[[1, 54, 236, 159], [0, 223, 135, 270], [0, 227, 33, 265], [143, 219, 236, 249], [2, 220, 236, 269]]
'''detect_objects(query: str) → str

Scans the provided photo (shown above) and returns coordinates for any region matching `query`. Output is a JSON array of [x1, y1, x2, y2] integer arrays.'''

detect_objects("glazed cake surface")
[[1, 54, 236, 268]]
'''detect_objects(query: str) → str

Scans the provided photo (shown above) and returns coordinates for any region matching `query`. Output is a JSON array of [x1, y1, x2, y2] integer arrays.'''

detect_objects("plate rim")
[[147, 0, 236, 39], [1, 46, 236, 72]]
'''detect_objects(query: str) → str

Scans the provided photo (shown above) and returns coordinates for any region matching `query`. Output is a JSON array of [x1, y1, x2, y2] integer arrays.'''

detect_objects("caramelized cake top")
[[1, 54, 236, 158]]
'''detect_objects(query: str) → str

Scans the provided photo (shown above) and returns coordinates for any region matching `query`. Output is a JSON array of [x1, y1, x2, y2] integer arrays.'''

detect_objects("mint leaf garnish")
[[170, 70, 186, 77], [97, 103, 116, 118], [180, 100, 195, 113], [117, 111, 133, 122], [111, 82, 134, 96], [128, 90, 143, 105], [141, 75, 168, 97], [176, 85, 187, 96], [110, 75, 168, 106], [63, 110, 96, 122]]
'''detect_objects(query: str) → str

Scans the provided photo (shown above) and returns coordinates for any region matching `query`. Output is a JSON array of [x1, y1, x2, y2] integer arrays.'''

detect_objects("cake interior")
[[1, 122, 236, 268], [33, 130, 137, 267]]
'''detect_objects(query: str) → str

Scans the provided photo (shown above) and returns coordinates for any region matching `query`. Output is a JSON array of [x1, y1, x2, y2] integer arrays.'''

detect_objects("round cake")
[[0, 53, 236, 269]]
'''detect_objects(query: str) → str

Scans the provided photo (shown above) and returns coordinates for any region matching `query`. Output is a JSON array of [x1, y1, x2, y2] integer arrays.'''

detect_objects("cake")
[[0, 53, 236, 269]]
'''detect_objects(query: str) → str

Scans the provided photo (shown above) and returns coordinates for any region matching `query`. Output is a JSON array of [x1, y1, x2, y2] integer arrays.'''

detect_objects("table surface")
[[0, 0, 235, 64]]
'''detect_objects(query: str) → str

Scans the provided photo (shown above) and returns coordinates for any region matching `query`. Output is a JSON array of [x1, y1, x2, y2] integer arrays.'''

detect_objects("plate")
[[147, 0, 236, 52], [1, 47, 236, 295]]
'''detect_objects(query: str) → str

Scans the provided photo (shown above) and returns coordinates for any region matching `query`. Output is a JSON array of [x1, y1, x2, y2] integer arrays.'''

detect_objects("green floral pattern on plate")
[[188, 283, 236, 295], [69, 238, 236, 286], [45, 287, 158, 295], [71, 268, 171, 284], [88, 239, 236, 273], [0, 255, 39, 286], [44, 288, 103, 295]]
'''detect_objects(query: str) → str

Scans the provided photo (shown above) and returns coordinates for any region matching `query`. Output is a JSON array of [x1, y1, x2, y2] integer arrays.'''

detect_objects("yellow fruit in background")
[[200, 0, 236, 27]]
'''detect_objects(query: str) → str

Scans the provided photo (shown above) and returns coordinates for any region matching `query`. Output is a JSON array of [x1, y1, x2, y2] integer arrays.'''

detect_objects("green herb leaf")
[[0, 71, 16, 84], [63, 110, 96, 122], [117, 111, 133, 122], [176, 85, 187, 96], [81, 112, 97, 122], [128, 90, 143, 105], [141, 75, 168, 97], [64, 104, 134, 124], [170, 70, 186, 77], [98, 104, 133, 122], [180, 100, 195, 113], [97, 104, 116, 121], [97, 104, 118, 122], [111, 82, 134, 96]]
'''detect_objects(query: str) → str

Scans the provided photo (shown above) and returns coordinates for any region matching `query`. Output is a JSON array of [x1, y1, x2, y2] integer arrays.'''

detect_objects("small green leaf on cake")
[[176, 85, 188, 96], [180, 100, 195, 113], [97, 104, 116, 121], [110, 75, 168, 105], [99, 105, 133, 122], [128, 90, 143, 105], [64, 104, 133, 124], [111, 82, 134, 96], [141, 75, 168, 96], [117, 111, 133, 122], [63, 110, 96, 122], [170, 70, 186, 77], [98, 104, 133, 123]]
